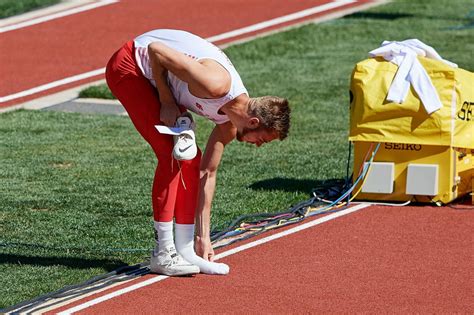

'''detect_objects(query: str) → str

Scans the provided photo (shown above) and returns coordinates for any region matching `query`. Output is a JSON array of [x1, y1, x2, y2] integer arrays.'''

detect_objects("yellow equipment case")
[[349, 57, 473, 204]]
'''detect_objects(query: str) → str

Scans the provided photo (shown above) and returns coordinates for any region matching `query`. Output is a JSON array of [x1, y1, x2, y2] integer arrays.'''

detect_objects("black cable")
[[2, 262, 149, 313], [211, 196, 323, 244], [213, 215, 308, 250], [27, 266, 151, 314], [345, 141, 352, 187], [210, 203, 310, 242], [345, 141, 353, 204]]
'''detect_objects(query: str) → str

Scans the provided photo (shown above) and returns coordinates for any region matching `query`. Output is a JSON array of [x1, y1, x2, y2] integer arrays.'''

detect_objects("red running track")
[[0, 0, 378, 107], [5, 1, 472, 313], [47, 205, 473, 314]]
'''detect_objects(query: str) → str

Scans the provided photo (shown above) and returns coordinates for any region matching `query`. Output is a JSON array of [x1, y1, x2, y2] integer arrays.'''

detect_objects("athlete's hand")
[[160, 101, 181, 126], [195, 235, 215, 261]]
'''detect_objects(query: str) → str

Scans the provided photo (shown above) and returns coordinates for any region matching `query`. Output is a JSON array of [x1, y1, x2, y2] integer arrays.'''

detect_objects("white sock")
[[174, 223, 229, 275], [154, 221, 174, 254]]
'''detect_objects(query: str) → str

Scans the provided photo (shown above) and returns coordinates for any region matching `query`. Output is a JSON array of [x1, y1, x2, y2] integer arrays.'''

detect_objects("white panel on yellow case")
[[361, 162, 395, 194], [406, 164, 439, 196]]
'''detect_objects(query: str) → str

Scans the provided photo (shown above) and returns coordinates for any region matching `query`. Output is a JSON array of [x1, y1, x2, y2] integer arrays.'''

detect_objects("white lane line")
[[0, 0, 358, 104], [206, 0, 356, 42], [0, 0, 101, 27], [214, 202, 368, 260], [0, 0, 118, 33], [56, 203, 371, 315], [0, 68, 104, 103]]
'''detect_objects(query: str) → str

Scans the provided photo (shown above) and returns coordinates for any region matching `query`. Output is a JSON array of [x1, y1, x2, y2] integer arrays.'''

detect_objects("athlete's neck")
[[220, 94, 251, 130]]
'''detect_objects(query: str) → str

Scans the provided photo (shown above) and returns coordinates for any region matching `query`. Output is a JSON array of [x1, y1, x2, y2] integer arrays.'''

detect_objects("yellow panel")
[[349, 57, 474, 149], [455, 148, 474, 199], [453, 68, 474, 148], [353, 142, 473, 204]]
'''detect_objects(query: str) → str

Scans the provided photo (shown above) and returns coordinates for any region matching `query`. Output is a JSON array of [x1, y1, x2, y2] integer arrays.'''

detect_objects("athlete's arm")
[[195, 121, 236, 261], [148, 44, 181, 126], [147, 42, 231, 100]]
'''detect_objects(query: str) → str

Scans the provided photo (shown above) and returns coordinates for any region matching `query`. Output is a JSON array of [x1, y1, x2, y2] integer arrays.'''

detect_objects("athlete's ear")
[[248, 117, 260, 129]]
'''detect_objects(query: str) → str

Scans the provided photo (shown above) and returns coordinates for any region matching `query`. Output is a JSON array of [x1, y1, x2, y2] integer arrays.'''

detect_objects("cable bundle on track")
[[211, 143, 382, 248]]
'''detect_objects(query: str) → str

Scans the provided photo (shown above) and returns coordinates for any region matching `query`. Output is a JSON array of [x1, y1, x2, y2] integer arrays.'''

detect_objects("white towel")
[[369, 39, 457, 115]]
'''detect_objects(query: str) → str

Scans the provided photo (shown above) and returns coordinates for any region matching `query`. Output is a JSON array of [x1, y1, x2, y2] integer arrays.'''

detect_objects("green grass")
[[1, 0, 473, 309], [78, 84, 116, 99], [0, 0, 60, 18]]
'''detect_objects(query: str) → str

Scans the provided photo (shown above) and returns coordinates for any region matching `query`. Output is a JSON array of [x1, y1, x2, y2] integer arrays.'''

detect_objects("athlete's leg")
[[174, 149, 202, 224], [105, 41, 180, 224], [175, 223, 229, 275], [174, 152, 230, 275], [105, 42, 201, 276]]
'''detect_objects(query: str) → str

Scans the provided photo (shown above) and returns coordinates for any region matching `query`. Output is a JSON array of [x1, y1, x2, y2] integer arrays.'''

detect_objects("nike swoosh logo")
[[179, 145, 193, 153]]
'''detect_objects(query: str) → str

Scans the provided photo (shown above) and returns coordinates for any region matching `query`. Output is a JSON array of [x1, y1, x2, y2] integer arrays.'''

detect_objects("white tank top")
[[134, 29, 248, 124]]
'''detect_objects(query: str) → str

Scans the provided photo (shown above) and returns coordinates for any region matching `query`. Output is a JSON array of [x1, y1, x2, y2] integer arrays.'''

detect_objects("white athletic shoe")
[[173, 114, 197, 161], [150, 245, 200, 276]]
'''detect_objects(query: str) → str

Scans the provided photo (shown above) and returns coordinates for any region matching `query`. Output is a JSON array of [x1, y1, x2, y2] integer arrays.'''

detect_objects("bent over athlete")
[[105, 29, 290, 276]]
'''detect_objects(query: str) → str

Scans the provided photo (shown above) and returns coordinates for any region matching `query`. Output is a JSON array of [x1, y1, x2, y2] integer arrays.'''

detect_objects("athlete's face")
[[236, 128, 279, 147]]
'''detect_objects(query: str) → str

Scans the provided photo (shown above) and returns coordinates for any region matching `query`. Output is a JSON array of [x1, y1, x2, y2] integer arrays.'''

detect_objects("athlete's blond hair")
[[248, 96, 291, 140]]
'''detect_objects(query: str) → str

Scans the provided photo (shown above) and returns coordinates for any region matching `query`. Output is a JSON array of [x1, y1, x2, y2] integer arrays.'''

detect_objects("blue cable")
[[308, 143, 381, 217]]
